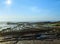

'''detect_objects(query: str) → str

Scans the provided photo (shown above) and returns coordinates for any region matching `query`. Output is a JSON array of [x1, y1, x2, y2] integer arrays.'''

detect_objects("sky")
[[0, 0, 60, 22]]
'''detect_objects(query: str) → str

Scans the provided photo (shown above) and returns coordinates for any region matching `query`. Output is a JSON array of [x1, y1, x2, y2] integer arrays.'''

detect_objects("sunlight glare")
[[6, 0, 12, 5]]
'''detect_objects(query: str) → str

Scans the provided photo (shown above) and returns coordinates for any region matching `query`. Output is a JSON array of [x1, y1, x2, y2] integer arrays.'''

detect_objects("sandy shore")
[[0, 40, 60, 44]]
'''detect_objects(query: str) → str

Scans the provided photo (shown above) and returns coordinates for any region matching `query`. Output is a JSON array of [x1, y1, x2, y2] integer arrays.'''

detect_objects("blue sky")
[[0, 0, 60, 22]]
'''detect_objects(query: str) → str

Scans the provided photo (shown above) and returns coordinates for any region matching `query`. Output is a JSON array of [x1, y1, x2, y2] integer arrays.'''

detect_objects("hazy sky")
[[0, 0, 60, 22]]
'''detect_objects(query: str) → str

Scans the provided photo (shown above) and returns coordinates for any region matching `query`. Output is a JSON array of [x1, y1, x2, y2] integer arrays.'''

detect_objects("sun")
[[6, 0, 12, 5]]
